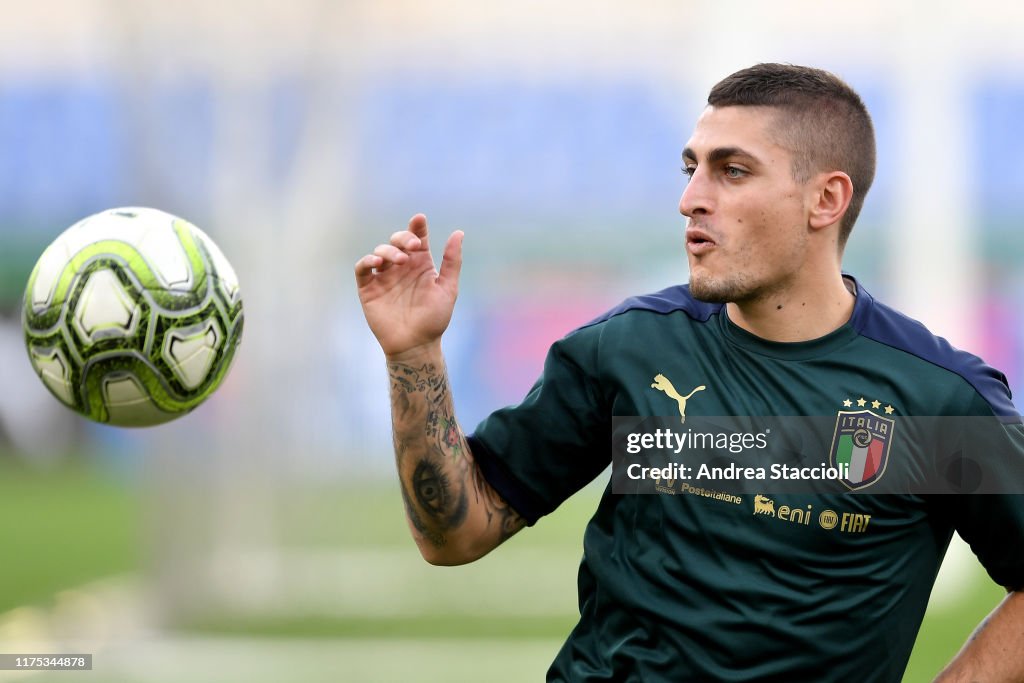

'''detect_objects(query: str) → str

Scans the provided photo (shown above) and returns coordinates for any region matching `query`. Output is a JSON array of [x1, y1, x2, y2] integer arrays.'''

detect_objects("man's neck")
[[725, 274, 856, 343]]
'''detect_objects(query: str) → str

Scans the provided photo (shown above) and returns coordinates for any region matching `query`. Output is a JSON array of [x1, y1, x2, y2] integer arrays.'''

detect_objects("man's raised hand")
[[354, 214, 464, 360]]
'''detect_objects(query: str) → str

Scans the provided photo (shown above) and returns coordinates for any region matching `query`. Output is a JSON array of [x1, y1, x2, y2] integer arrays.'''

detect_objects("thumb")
[[437, 230, 464, 295]]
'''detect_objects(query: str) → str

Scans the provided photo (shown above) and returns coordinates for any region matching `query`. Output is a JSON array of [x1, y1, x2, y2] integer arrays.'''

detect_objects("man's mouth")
[[686, 228, 717, 255]]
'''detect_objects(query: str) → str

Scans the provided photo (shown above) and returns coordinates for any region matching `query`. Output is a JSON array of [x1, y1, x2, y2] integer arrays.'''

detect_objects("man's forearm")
[[934, 589, 1024, 682], [388, 354, 523, 563]]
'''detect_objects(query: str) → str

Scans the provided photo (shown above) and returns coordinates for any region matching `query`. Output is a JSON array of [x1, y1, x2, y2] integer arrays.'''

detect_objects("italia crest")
[[829, 409, 895, 490]]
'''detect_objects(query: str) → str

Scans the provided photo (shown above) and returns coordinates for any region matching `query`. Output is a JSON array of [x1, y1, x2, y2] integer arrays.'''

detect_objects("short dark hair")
[[707, 63, 876, 248]]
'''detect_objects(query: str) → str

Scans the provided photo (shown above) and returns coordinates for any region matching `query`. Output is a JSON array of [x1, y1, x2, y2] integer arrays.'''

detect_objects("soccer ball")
[[22, 207, 244, 427]]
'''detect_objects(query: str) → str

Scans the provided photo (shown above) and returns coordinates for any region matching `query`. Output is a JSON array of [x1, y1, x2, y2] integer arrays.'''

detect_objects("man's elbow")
[[415, 536, 495, 567]]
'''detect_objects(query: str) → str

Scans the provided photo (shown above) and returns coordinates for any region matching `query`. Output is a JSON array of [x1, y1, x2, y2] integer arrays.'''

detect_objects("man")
[[355, 64, 1024, 681]]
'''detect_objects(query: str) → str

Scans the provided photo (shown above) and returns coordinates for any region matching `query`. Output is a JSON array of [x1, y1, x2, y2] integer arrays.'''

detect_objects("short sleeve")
[[467, 324, 610, 525], [943, 390, 1024, 590]]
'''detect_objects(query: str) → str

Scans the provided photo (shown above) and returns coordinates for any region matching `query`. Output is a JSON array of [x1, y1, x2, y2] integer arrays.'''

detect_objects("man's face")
[[679, 105, 812, 304]]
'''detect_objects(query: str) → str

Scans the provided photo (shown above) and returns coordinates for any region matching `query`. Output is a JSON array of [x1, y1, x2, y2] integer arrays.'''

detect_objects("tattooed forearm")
[[389, 362, 463, 464], [471, 453, 526, 541], [388, 359, 525, 558], [389, 361, 471, 549], [412, 460, 468, 528], [400, 480, 445, 548]]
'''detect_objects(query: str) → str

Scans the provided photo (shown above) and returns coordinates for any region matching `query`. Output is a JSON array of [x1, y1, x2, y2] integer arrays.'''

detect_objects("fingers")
[[389, 213, 429, 252], [354, 254, 383, 288], [354, 215, 424, 285], [437, 230, 464, 294], [407, 213, 429, 240], [353, 243, 410, 287], [354, 215, 459, 291], [389, 230, 422, 251], [373, 243, 411, 264]]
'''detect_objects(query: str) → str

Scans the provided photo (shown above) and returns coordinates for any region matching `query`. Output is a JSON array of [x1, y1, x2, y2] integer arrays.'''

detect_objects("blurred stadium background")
[[0, 1, 1022, 680]]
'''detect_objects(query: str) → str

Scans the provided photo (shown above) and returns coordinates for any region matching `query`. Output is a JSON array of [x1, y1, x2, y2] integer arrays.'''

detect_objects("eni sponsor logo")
[[753, 494, 775, 516], [752, 495, 871, 533]]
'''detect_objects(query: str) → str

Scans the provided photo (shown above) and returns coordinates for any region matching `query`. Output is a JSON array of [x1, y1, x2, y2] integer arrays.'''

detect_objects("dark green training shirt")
[[467, 276, 1024, 682]]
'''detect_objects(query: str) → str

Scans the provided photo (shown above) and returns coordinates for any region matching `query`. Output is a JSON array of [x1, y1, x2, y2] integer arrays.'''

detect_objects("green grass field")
[[0, 459, 1008, 682], [0, 460, 140, 614]]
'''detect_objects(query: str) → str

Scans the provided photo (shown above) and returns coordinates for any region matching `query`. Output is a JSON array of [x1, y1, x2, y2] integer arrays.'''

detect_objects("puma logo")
[[651, 373, 706, 424]]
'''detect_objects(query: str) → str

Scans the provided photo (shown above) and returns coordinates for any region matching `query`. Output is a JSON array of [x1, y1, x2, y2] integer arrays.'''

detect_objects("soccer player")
[[354, 63, 1024, 681]]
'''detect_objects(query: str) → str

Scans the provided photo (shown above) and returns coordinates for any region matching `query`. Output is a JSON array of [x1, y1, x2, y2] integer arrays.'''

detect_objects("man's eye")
[[681, 165, 696, 177], [725, 166, 747, 178]]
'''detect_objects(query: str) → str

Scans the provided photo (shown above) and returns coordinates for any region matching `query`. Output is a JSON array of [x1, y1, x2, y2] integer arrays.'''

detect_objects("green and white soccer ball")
[[22, 207, 244, 427]]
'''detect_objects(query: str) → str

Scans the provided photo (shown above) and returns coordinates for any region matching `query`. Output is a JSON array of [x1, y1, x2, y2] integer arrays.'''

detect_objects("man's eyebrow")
[[681, 146, 760, 164]]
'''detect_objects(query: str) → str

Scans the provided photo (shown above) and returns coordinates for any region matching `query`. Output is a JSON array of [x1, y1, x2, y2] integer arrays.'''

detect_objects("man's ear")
[[809, 171, 854, 230]]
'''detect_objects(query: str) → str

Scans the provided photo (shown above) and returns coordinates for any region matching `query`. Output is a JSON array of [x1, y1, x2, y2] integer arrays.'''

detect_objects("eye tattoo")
[[413, 460, 449, 516]]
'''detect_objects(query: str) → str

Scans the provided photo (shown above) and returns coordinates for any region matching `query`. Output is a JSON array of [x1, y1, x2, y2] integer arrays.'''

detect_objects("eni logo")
[[651, 373, 705, 423], [753, 494, 776, 517]]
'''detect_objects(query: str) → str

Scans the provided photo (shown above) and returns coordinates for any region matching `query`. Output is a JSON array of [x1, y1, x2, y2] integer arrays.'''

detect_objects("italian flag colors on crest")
[[829, 410, 895, 490]]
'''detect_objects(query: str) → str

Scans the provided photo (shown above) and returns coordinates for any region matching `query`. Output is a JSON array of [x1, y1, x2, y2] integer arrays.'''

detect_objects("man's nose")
[[679, 170, 712, 218]]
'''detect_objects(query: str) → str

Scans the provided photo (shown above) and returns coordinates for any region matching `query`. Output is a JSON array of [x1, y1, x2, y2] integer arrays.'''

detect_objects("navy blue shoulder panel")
[[578, 284, 723, 331], [850, 279, 1019, 418]]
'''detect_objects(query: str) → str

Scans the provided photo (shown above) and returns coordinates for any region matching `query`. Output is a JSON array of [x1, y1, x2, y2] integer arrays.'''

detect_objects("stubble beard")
[[689, 271, 763, 305], [687, 241, 801, 306]]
